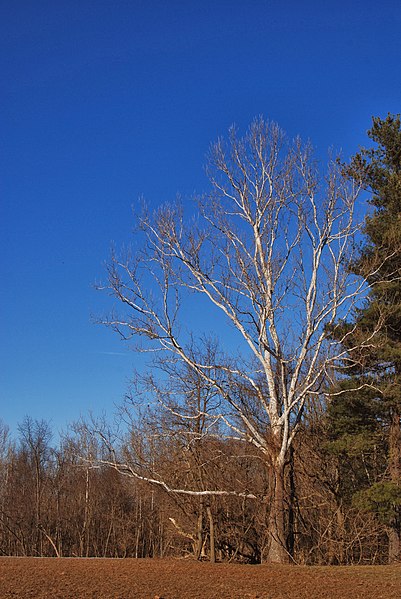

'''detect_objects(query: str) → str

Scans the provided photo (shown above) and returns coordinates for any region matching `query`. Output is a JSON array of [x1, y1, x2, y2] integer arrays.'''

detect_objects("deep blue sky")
[[1, 0, 401, 437]]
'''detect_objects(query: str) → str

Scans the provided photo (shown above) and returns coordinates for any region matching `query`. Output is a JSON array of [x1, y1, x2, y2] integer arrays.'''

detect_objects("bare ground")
[[0, 557, 400, 599]]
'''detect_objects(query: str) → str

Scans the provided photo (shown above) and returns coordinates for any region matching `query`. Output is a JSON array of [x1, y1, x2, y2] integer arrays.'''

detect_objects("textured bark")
[[388, 409, 401, 563], [194, 500, 204, 560], [206, 505, 216, 563], [287, 446, 295, 560], [388, 528, 400, 564], [265, 461, 289, 564]]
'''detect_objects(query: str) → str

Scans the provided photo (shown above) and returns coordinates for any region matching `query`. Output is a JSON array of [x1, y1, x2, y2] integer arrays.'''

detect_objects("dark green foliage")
[[328, 388, 380, 440], [341, 115, 401, 389], [326, 389, 385, 506], [328, 114, 401, 560], [330, 112, 401, 410], [353, 482, 401, 526]]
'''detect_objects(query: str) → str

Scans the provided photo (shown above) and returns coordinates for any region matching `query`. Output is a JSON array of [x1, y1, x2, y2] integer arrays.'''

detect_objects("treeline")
[[0, 418, 166, 559], [0, 406, 392, 564]]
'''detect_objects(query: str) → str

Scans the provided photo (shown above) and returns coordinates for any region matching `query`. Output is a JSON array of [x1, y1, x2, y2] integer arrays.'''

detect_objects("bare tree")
[[17, 417, 53, 556], [100, 118, 370, 563]]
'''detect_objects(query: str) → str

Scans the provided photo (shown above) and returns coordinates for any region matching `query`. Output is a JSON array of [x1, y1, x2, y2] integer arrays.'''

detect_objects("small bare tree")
[[101, 118, 371, 563]]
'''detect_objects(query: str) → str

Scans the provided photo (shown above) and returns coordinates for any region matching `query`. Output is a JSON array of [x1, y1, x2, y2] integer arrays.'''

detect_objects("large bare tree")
[[101, 119, 370, 563]]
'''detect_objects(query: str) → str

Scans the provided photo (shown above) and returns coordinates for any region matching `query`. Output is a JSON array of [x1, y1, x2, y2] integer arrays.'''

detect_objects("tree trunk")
[[194, 499, 204, 560], [388, 409, 401, 563], [206, 504, 216, 563], [265, 459, 289, 563], [287, 446, 295, 560], [388, 528, 400, 564]]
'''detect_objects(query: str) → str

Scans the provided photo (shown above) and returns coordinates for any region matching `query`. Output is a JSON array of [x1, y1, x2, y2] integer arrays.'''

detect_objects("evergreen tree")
[[329, 114, 401, 562]]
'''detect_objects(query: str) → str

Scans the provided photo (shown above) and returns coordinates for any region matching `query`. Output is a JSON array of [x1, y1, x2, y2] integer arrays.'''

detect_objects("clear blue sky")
[[1, 0, 400, 437]]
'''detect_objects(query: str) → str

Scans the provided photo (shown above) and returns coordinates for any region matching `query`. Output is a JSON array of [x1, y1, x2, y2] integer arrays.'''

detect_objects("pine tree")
[[329, 114, 401, 563]]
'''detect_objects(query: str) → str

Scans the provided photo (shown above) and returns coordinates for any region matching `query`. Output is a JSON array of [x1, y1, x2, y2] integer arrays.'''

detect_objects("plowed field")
[[0, 557, 400, 598]]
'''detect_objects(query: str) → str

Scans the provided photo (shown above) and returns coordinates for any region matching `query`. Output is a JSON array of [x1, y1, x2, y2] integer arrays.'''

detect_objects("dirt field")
[[0, 557, 400, 599]]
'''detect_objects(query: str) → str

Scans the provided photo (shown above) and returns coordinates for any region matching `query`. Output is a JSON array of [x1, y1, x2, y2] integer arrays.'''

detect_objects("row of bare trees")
[[0, 408, 390, 564], [0, 418, 165, 559]]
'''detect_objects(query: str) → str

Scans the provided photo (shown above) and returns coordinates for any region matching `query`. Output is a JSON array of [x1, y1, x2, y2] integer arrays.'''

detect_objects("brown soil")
[[0, 557, 400, 599]]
